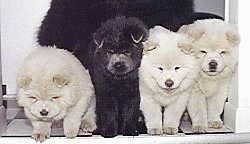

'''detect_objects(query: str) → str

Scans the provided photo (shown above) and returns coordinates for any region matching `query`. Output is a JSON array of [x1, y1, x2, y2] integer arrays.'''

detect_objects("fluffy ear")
[[17, 76, 32, 89], [93, 33, 104, 48], [178, 25, 205, 41], [53, 74, 70, 88], [127, 18, 149, 44], [178, 41, 195, 55], [226, 25, 240, 47]]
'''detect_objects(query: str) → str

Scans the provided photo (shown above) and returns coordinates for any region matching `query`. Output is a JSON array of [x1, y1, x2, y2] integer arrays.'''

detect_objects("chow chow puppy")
[[37, 0, 194, 68], [178, 19, 240, 132], [88, 16, 148, 137], [17, 47, 96, 142], [140, 26, 199, 135]]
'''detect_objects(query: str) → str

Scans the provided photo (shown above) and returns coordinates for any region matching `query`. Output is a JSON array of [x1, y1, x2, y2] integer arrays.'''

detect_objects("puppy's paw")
[[64, 124, 80, 138], [163, 127, 178, 135], [148, 128, 163, 135], [192, 125, 207, 133], [81, 120, 97, 134], [32, 132, 49, 143], [208, 121, 223, 129]]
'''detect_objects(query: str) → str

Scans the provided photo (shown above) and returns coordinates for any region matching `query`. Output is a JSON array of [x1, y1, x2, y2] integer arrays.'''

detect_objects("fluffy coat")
[[89, 17, 148, 137], [17, 47, 96, 142], [178, 19, 240, 132], [140, 26, 199, 135]]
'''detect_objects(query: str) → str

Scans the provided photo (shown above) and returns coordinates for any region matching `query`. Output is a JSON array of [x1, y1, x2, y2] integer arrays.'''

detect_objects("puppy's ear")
[[178, 41, 195, 55], [127, 18, 149, 44], [53, 74, 70, 88], [226, 25, 240, 47], [178, 25, 205, 41], [93, 33, 104, 48], [17, 76, 32, 89]]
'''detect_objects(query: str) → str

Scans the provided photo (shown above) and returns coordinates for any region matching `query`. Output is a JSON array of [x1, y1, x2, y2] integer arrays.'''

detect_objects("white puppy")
[[140, 26, 199, 135], [17, 46, 96, 142], [179, 19, 240, 132]]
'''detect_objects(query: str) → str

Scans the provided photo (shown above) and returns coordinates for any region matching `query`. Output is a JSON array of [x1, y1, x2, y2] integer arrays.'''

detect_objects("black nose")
[[113, 62, 126, 71], [40, 109, 49, 116], [165, 79, 174, 88], [209, 60, 218, 70]]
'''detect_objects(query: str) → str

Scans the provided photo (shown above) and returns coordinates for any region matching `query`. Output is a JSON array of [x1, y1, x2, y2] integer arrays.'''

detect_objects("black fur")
[[89, 17, 148, 137], [37, 0, 194, 68]]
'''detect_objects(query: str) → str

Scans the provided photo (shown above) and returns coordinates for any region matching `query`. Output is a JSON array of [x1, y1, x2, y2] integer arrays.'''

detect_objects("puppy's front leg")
[[207, 84, 229, 129], [64, 95, 91, 138], [121, 96, 140, 136], [140, 96, 162, 135], [96, 96, 119, 138], [31, 120, 52, 142], [187, 87, 207, 133], [163, 94, 189, 135], [81, 97, 97, 134]]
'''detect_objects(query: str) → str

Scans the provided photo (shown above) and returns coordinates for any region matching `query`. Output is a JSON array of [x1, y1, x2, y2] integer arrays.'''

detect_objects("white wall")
[[1, 0, 225, 95], [1, 0, 51, 94]]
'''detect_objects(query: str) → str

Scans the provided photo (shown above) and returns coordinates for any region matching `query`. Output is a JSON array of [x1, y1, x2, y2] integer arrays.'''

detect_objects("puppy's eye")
[[200, 50, 207, 54], [107, 49, 115, 54], [51, 96, 60, 101], [122, 50, 131, 55], [174, 66, 181, 71], [147, 46, 157, 52], [220, 50, 228, 55], [157, 66, 164, 71], [28, 96, 37, 100]]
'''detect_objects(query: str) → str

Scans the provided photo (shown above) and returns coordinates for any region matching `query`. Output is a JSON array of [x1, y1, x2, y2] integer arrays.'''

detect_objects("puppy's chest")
[[152, 93, 179, 107], [198, 79, 222, 97]]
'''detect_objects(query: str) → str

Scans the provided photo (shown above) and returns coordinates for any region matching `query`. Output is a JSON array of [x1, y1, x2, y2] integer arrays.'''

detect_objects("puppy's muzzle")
[[40, 109, 49, 116], [113, 61, 127, 72], [208, 60, 218, 72], [165, 79, 174, 88]]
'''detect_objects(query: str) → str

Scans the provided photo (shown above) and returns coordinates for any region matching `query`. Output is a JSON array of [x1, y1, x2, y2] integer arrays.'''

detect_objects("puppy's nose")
[[165, 79, 174, 88], [113, 62, 126, 71], [40, 109, 49, 116], [209, 60, 218, 71]]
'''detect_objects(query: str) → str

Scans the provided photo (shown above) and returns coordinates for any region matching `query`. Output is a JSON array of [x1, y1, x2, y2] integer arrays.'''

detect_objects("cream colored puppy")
[[17, 46, 96, 142], [179, 19, 240, 132], [140, 26, 199, 135]]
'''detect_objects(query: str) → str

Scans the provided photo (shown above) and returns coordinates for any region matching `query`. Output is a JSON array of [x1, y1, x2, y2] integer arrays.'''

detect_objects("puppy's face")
[[193, 31, 239, 78], [97, 40, 143, 77], [17, 75, 72, 121]]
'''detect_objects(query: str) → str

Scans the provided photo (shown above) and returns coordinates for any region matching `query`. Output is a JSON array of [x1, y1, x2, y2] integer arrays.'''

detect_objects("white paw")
[[80, 120, 97, 134], [32, 132, 50, 143], [64, 127, 79, 138], [163, 127, 178, 135], [148, 128, 163, 135], [208, 121, 223, 129], [192, 125, 207, 133]]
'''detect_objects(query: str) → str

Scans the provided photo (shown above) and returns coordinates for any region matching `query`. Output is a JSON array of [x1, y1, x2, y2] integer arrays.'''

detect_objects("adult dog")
[[37, 0, 194, 68]]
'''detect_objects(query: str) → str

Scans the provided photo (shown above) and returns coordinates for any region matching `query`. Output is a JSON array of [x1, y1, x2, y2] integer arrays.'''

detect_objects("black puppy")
[[89, 17, 148, 137], [37, 0, 194, 68]]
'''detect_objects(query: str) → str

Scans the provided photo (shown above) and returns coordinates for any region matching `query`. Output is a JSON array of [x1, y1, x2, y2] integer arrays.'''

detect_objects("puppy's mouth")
[[202, 68, 225, 76], [160, 87, 178, 94]]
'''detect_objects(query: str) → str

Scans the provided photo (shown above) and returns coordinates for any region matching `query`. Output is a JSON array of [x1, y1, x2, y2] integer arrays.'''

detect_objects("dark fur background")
[[89, 16, 148, 137], [37, 0, 194, 68]]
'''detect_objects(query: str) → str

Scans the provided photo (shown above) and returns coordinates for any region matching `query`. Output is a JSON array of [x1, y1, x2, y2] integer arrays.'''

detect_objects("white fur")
[[17, 46, 96, 142], [179, 19, 240, 132], [140, 26, 199, 135]]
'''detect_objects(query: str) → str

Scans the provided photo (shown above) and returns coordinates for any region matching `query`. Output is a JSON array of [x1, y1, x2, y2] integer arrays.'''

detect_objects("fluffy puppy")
[[89, 16, 148, 137], [17, 47, 96, 142], [178, 19, 240, 132], [140, 26, 199, 135]]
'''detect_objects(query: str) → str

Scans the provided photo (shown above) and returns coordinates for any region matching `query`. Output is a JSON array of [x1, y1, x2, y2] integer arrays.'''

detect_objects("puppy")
[[89, 16, 148, 137], [17, 47, 96, 142], [179, 19, 240, 132], [140, 26, 199, 135]]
